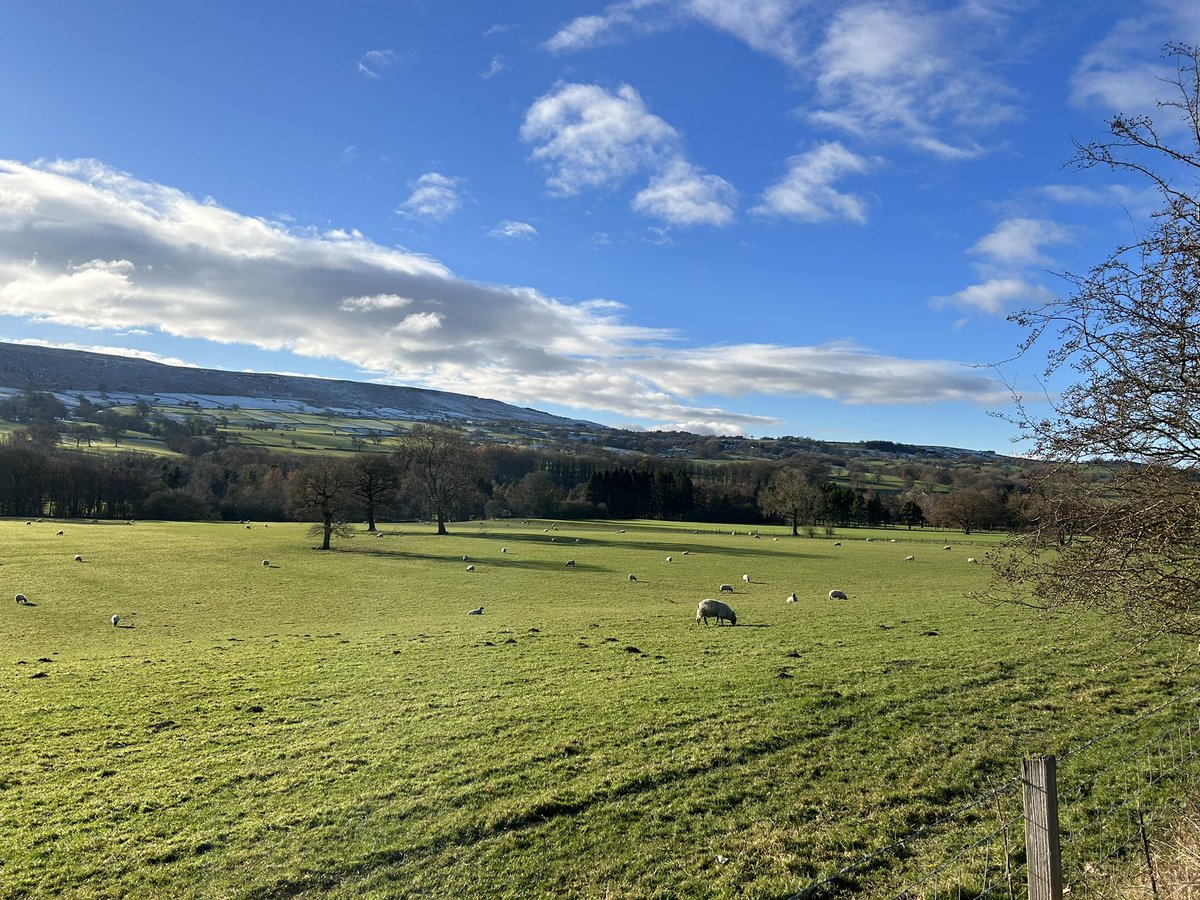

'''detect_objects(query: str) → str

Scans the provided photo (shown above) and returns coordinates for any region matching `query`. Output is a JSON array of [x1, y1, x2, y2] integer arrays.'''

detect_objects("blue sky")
[[1, 1, 1196, 452]]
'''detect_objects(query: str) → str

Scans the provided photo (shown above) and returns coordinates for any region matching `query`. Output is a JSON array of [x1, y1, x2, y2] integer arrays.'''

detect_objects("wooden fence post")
[[1022, 754, 1064, 900]]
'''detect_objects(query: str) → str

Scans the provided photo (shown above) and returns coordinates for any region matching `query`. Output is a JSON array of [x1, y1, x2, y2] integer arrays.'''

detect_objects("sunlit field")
[[1, 518, 1187, 898]]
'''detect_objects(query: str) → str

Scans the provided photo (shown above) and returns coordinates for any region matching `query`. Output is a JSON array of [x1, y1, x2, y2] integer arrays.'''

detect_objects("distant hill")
[[0, 342, 600, 430]]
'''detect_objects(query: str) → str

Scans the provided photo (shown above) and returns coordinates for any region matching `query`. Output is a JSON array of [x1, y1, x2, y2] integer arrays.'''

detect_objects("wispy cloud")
[[934, 216, 1070, 316], [753, 142, 873, 223], [520, 82, 736, 226], [808, 3, 1019, 160], [396, 172, 464, 222], [356, 49, 400, 79], [970, 217, 1071, 267], [544, 0, 803, 66], [480, 55, 507, 79], [488, 220, 538, 241], [0, 159, 1007, 433], [1070, 1, 1200, 113]]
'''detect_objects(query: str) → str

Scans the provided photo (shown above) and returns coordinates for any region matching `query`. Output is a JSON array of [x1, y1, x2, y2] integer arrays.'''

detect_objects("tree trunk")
[[365, 500, 377, 533], [321, 514, 333, 550], [436, 507, 447, 535]]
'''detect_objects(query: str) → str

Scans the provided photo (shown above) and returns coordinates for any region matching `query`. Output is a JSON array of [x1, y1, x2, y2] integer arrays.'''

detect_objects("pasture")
[[0, 519, 1189, 898]]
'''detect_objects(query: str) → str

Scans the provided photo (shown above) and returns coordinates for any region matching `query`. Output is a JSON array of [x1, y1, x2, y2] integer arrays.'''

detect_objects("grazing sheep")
[[696, 598, 737, 626], [943, 545, 952, 551], [262, 560, 270, 567], [628, 574, 637, 582], [904, 555, 915, 562], [15, 593, 27, 605], [828, 589, 848, 601], [719, 584, 734, 593], [889, 539, 897, 543], [376, 533, 385, 539], [501, 547, 508, 553], [111, 614, 120, 627], [466, 564, 475, 571], [245, 525, 251, 529], [682, 550, 690, 555], [74, 554, 83, 562], [467, 606, 483, 615], [665, 556, 673, 563], [55, 530, 64, 536], [462, 555, 469, 561], [786, 592, 797, 603], [742, 574, 750, 583], [565, 560, 575, 567], [967, 557, 978, 564], [832, 541, 841, 547]]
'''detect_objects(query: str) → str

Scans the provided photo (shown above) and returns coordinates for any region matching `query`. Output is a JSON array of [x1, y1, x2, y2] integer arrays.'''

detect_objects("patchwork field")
[[0, 519, 1190, 898]]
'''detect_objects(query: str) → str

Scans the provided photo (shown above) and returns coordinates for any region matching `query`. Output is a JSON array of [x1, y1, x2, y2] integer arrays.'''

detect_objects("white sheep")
[[682, 550, 689, 555], [832, 541, 841, 547], [967, 557, 978, 564], [74, 554, 83, 562], [467, 606, 483, 615], [943, 545, 952, 551], [828, 589, 848, 600], [462, 555, 469, 561], [565, 560, 575, 567], [55, 530, 64, 536], [628, 574, 638, 582], [466, 564, 475, 571], [786, 592, 797, 603], [904, 555, 915, 562], [501, 547, 508, 553], [111, 614, 120, 627], [742, 574, 750, 583], [15, 593, 27, 605], [719, 584, 734, 593], [665, 556, 673, 563], [696, 598, 737, 626], [262, 559, 270, 567]]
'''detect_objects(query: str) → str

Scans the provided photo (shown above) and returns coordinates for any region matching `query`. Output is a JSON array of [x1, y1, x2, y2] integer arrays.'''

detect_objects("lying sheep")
[[828, 589, 848, 600], [262, 560, 270, 567], [15, 593, 28, 605], [696, 598, 737, 626], [904, 555, 915, 562], [467, 606, 483, 615], [719, 584, 734, 593]]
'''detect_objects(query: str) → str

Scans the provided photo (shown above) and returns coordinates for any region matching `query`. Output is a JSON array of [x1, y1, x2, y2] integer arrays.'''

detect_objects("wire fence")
[[786, 684, 1200, 899]]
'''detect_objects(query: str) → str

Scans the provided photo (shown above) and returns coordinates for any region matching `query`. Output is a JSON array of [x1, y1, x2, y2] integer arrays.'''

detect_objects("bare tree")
[[398, 425, 484, 535], [287, 457, 357, 550], [758, 465, 823, 536], [995, 43, 1200, 637], [351, 453, 399, 532]]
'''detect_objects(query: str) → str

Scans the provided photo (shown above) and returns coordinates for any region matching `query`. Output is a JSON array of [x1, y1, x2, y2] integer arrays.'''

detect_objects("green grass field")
[[1, 519, 1190, 898]]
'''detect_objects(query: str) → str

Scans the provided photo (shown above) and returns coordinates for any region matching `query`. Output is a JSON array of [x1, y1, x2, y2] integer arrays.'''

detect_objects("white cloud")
[[970, 218, 1071, 267], [488, 220, 538, 241], [808, 3, 1018, 159], [753, 142, 872, 223], [0, 158, 1008, 429], [396, 172, 463, 222], [632, 159, 737, 226], [520, 82, 735, 227], [932, 277, 1056, 316], [1070, 3, 1200, 113], [685, 0, 803, 66], [544, 0, 802, 65], [339, 294, 413, 312], [521, 83, 679, 195], [356, 49, 400, 79], [480, 55, 507, 79]]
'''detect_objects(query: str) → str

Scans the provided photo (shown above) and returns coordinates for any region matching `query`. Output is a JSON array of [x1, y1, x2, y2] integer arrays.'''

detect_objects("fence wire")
[[785, 685, 1200, 899]]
